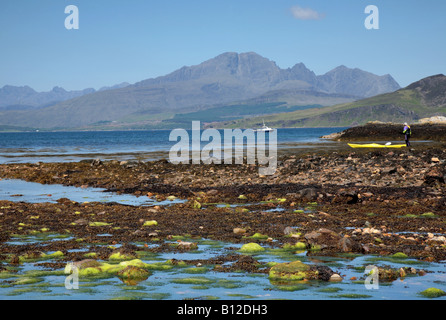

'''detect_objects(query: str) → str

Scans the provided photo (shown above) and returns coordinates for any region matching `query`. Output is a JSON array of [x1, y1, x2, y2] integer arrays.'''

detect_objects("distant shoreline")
[[322, 122, 446, 142]]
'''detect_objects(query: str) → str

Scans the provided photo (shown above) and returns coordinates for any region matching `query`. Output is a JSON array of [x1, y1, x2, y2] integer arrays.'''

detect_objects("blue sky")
[[1, 0, 445, 91]]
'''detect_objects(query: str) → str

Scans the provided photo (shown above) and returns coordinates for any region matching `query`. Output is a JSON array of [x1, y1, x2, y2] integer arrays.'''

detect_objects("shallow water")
[[1, 236, 445, 300], [0, 179, 183, 206], [0, 180, 445, 300]]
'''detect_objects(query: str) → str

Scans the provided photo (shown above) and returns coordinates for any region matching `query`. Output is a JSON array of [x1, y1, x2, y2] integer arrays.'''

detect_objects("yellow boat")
[[348, 143, 406, 149]]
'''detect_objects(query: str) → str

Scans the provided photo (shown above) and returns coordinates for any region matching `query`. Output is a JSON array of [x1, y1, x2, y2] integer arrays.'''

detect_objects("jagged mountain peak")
[[0, 52, 402, 129]]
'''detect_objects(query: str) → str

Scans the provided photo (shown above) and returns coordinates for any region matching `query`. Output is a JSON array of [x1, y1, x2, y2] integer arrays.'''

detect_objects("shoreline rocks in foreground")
[[0, 142, 445, 264]]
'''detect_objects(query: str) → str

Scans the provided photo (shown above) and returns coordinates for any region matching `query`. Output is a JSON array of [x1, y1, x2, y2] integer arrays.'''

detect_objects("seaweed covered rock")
[[269, 260, 338, 282], [238, 243, 265, 253], [419, 288, 446, 298], [269, 261, 311, 281], [117, 266, 151, 281]]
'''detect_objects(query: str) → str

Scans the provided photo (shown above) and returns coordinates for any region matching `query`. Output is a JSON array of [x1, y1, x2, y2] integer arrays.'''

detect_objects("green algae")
[[215, 279, 245, 289], [318, 287, 343, 293], [143, 220, 158, 227], [421, 212, 437, 219], [117, 266, 151, 283], [171, 276, 216, 285], [275, 284, 308, 292], [14, 277, 44, 286], [6, 287, 52, 296], [89, 221, 112, 227], [184, 267, 208, 274], [238, 243, 265, 253], [392, 252, 408, 259], [247, 233, 269, 240], [192, 200, 202, 209], [269, 261, 311, 282], [419, 288, 446, 298], [283, 242, 307, 250], [109, 252, 137, 261]]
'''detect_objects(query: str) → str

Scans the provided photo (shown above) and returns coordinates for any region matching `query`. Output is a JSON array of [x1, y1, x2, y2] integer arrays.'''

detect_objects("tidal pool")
[[0, 179, 183, 207], [0, 179, 445, 300], [0, 236, 445, 300]]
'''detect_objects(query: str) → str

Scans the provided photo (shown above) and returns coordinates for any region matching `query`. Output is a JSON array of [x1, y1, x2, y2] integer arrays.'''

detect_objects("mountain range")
[[0, 52, 401, 130], [0, 83, 130, 110]]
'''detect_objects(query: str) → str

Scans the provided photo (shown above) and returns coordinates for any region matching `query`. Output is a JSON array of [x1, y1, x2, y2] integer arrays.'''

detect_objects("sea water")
[[1, 128, 444, 300], [0, 128, 347, 164]]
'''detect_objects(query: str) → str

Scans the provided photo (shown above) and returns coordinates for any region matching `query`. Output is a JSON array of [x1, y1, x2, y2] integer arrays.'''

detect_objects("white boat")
[[255, 120, 274, 132]]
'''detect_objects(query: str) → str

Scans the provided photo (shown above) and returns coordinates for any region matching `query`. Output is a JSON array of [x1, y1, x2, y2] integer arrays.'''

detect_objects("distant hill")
[[0, 83, 130, 111], [224, 74, 446, 129], [0, 52, 400, 130]]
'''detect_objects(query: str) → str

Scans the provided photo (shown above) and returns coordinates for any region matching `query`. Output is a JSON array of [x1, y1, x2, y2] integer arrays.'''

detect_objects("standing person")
[[403, 123, 411, 147]]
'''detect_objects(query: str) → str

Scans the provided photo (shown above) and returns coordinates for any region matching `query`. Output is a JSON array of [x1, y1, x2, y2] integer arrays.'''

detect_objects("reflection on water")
[[0, 235, 445, 300], [0, 179, 182, 206]]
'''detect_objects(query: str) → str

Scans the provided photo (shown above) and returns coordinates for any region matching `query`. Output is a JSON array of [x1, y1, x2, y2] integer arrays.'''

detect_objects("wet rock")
[[283, 226, 298, 236], [304, 228, 342, 251], [57, 198, 73, 205], [206, 189, 219, 196], [230, 255, 261, 273], [338, 236, 363, 253], [329, 273, 343, 282], [310, 265, 335, 281], [269, 261, 337, 282], [297, 188, 318, 200], [73, 219, 89, 226], [117, 265, 150, 281], [72, 259, 102, 270], [191, 200, 202, 209], [109, 251, 137, 260], [233, 228, 247, 235], [91, 159, 102, 166], [176, 240, 198, 251], [332, 189, 359, 204], [143, 220, 158, 227], [304, 229, 363, 253], [424, 165, 445, 185], [419, 288, 446, 298], [377, 267, 406, 282], [269, 261, 311, 281], [239, 243, 265, 253]]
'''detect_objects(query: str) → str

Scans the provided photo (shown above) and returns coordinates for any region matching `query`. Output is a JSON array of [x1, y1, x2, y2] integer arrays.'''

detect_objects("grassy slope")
[[220, 88, 446, 128]]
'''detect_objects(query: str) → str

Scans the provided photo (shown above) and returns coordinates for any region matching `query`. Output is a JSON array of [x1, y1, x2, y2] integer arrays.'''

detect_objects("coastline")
[[1, 142, 445, 263], [322, 122, 446, 142]]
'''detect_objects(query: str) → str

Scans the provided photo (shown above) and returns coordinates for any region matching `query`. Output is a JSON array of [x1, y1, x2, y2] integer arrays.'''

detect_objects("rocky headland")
[[324, 121, 446, 142]]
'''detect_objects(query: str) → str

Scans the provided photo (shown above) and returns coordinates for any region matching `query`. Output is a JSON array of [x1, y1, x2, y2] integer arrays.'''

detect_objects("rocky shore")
[[324, 122, 446, 142], [0, 141, 445, 274]]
